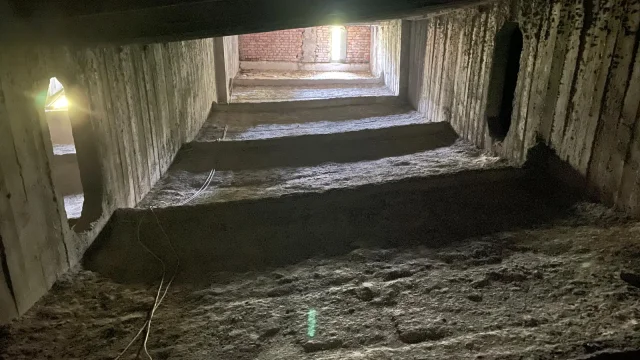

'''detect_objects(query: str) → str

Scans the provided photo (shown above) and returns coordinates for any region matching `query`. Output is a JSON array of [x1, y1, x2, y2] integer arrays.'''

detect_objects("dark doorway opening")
[[486, 22, 523, 141]]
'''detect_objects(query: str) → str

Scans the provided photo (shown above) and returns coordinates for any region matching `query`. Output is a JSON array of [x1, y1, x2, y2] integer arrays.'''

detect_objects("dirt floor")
[[230, 84, 395, 103], [2, 203, 640, 359], [235, 70, 377, 81]]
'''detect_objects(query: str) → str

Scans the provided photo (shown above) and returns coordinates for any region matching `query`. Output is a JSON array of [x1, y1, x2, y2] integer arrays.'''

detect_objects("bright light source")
[[331, 26, 344, 62], [52, 95, 68, 110]]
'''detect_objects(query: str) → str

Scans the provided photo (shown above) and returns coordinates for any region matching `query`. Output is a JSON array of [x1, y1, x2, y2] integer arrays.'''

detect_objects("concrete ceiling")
[[1, 0, 488, 45]]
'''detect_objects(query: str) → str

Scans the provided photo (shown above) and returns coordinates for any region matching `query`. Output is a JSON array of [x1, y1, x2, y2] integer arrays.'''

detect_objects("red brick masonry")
[[239, 26, 371, 63]]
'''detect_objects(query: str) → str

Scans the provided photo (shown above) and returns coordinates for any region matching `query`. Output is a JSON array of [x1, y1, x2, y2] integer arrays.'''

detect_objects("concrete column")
[[65, 84, 104, 233], [398, 20, 412, 99], [214, 37, 229, 104], [302, 28, 318, 63]]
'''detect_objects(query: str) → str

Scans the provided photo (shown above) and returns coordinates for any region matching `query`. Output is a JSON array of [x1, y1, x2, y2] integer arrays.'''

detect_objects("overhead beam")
[[0, 0, 488, 45]]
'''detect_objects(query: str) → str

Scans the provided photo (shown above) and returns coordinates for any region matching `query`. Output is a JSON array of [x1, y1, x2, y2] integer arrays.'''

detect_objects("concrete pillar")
[[214, 37, 229, 104], [302, 28, 318, 63], [65, 84, 104, 232], [398, 20, 412, 99]]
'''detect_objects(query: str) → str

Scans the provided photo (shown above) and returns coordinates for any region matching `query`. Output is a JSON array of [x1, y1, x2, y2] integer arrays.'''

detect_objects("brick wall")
[[346, 26, 372, 63], [239, 29, 303, 62], [239, 26, 371, 63]]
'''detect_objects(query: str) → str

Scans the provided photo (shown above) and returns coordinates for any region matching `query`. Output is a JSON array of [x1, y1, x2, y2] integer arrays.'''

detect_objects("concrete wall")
[[239, 26, 371, 63], [0, 39, 217, 323], [215, 36, 240, 104], [224, 36, 240, 82], [408, 0, 640, 216], [372, 20, 410, 96]]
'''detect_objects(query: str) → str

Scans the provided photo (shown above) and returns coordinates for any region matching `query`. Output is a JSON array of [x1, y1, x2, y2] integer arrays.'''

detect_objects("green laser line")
[[307, 309, 317, 338]]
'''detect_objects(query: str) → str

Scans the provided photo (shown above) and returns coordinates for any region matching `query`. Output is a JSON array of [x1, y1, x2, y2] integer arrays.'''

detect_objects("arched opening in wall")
[[331, 26, 347, 62], [486, 22, 523, 141], [44, 77, 85, 228]]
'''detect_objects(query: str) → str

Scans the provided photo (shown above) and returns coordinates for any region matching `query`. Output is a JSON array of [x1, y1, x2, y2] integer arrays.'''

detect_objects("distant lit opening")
[[45, 78, 69, 112], [331, 26, 347, 62], [44, 77, 85, 227]]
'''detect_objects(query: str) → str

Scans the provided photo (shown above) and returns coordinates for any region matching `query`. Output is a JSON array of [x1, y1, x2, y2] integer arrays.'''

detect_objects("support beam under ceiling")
[[1, 0, 489, 45]]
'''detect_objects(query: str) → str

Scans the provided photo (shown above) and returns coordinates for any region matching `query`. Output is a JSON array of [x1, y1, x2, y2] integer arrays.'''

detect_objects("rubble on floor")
[[2, 204, 640, 359]]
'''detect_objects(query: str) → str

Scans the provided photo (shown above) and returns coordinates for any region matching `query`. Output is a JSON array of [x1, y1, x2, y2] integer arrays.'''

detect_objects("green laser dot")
[[35, 91, 47, 108], [307, 309, 317, 338]]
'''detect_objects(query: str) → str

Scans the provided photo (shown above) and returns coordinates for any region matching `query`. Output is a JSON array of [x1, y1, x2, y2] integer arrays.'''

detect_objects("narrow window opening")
[[44, 77, 85, 228], [486, 22, 523, 141], [331, 26, 347, 62]]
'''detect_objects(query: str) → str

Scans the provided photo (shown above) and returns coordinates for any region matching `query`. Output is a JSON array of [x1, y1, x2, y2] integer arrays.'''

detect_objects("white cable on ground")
[[115, 214, 166, 360], [114, 168, 213, 359], [181, 169, 215, 206]]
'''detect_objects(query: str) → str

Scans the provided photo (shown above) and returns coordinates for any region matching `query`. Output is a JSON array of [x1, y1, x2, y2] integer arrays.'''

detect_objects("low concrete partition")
[[84, 167, 584, 284], [219, 93, 401, 110], [233, 77, 383, 87], [240, 62, 370, 72], [175, 122, 459, 172]]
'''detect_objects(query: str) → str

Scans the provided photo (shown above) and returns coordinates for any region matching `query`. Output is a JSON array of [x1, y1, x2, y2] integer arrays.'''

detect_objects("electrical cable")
[[115, 168, 213, 359], [181, 169, 215, 206]]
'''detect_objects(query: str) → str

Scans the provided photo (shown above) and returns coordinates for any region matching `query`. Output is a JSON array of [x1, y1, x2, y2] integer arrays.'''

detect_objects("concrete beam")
[[1, 0, 488, 45]]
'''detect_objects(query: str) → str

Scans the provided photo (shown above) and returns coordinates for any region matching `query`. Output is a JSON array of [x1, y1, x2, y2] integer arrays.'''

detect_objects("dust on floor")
[[138, 140, 504, 208], [230, 84, 395, 103], [235, 70, 377, 81], [2, 204, 640, 360]]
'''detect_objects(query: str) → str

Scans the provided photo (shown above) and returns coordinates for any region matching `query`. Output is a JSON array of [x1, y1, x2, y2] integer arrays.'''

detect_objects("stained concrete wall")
[[224, 36, 240, 82], [408, 0, 640, 216], [0, 39, 217, 323], [372, 20, 410, 96], [216, 36, 240, 104]]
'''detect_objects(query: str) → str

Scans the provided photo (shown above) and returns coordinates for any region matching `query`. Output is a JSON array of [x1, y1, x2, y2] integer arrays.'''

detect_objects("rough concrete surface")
[[0, 38, 218, 323], [236, 70, 377, 80], [138, 140, 504, 208], [3, 203, 640, 359], [233, 70, 382, 86], [231, 84, 395, 103], [198, 103, 425, 141], [409, 0, 640, 215], [240, 61, 371, 72]]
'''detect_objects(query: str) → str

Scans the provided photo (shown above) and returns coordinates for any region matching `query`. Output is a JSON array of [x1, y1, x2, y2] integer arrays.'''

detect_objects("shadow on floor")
[[84, 165, 585, 284]]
